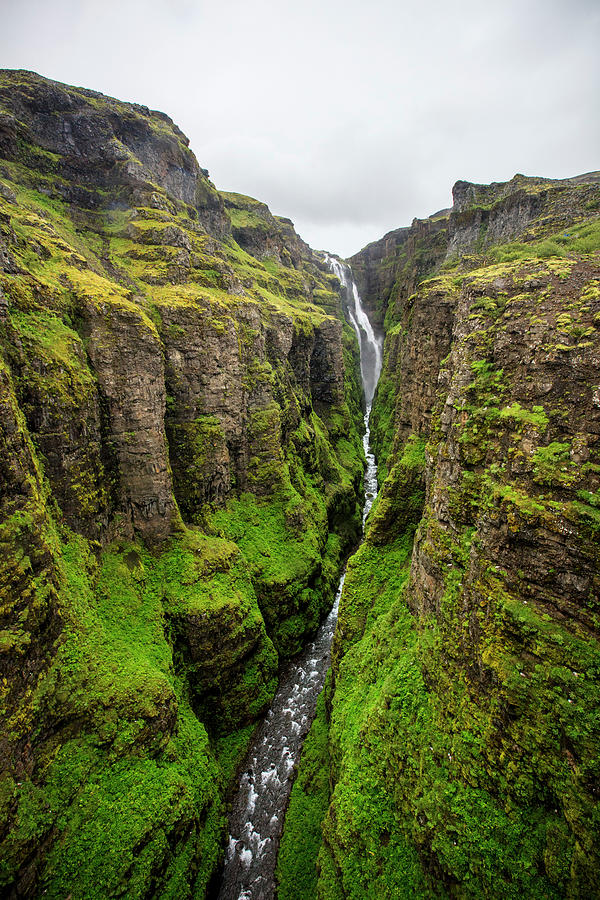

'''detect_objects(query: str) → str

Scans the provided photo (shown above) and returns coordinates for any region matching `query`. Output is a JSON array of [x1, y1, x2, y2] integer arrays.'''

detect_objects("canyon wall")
[[298, 173, 600, 898], [0, 70, 365, 898], [278, 173, 600, 900], [2, 68, 600, 900]]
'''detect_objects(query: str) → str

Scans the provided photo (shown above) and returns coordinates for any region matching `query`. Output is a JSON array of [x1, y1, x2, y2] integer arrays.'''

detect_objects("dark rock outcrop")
[[221, 191, 313, 268], [317, 171, 600, 899], [0, 69, 229, 236], [0, 69, 364, 899]]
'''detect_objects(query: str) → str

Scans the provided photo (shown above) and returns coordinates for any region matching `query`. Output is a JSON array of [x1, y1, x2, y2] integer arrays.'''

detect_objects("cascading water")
[[323, 254, 382, 405], [216, 580, 344, 900], [323, 254, 383, 529], [216, 258, 382, 900]]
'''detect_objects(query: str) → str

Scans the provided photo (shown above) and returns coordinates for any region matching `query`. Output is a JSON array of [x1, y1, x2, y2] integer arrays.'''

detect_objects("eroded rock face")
[[81, 297, 180, 542], [0, 70, 364, 899], [0, 68, 229, 236], [221, 191, 314, 268], [411, 259, 600, 628], [349, 213, 449, 330], [320, 172, 600, 898], [310, 317, 345, 406], [447, 173, 600, 259], [4, 309, 111, 539]]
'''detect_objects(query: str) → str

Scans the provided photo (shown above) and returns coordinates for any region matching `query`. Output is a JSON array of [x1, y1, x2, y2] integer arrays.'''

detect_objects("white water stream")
[[216, 259, 381, 900], [323, 254, 383, 404]]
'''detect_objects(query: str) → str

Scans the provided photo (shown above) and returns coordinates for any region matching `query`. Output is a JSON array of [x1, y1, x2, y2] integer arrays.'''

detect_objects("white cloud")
[[1, 0, 598, 256]]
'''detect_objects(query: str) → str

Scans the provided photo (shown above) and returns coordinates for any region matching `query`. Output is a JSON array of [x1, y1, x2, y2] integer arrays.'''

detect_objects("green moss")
[[209, 492, 327, 655], [499, 401, 549, 429], [1, 532, 227, 897], [246, 402, 285, 490], [488, 481, 548, 517], [38, 704, 222, 899], [367, 434, 426, 545], [322, 514, 600, 898], [323, 579, 431, 899], [212, 722, 258, 792], [332, 537, 412, 668], [481, 216, 600, 265], [532, 441, 577, 488], [369, 372, 397, 479], [167, 415, 229, 523], [468, 359, 505, 396]]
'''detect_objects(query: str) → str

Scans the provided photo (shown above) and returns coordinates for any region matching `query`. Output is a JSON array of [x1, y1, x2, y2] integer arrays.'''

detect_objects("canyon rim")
[[0, 70, 599, 900]]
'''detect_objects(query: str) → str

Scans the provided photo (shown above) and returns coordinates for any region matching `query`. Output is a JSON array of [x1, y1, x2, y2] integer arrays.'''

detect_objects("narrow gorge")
[[218, 260, 381, 900], [0, 70, 599, 900]]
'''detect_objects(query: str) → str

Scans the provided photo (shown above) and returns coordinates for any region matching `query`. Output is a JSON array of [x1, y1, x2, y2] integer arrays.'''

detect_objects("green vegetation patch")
[[322, 515, 600, 898], [485, 217, 600, 264], [1, 533, 230, 898], [209, 491, 328, 655], [499, 401, 549, 429], [532, 441, 577, 488], [323, 572, 429, 899], [367, 434, 426, 545]]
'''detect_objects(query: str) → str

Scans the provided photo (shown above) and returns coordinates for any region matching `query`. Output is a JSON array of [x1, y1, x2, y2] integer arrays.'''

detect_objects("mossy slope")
[[281, 173, 600, 899], [0, 70, 365, 897]]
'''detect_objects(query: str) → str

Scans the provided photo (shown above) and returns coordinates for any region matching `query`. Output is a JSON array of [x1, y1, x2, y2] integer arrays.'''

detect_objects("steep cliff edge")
[[279, 173, 600, 899], [4, 67, 600, 900], [0, 70, 365, 898]]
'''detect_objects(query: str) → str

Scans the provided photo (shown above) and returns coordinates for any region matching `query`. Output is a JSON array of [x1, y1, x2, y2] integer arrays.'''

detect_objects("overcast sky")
[[1, 0, 599, 256]]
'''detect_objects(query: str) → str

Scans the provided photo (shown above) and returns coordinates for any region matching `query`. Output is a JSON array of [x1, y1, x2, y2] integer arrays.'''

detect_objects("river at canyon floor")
[[217, 406, 378, 900]]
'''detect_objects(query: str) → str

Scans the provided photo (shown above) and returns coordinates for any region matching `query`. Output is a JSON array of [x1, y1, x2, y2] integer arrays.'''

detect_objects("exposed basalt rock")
[[80, 297, 180, 542], [315, 172, 600, 899], [0, 69, 229, 237], [385, 276, 458, 447], [447, 172, 600, 260], [310, 318, 345, 405], [221, 191, 313, 268], [160, 295, 350, 514], [0, 69, 364, 899], [411, 258, 600, 628], [0, 69, 358, 547], [349, 211, 450, 329], [161, 301, 247, 509]]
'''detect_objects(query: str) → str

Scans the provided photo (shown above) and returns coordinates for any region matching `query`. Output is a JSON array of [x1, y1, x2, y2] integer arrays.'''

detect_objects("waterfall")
[[217, 255, 383, 900], [323, 254, 383, 404], [324, 255, 382, 530]]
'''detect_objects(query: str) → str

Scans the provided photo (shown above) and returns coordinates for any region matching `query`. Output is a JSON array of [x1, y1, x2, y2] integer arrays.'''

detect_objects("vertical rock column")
[[82, 298, 180, 542]]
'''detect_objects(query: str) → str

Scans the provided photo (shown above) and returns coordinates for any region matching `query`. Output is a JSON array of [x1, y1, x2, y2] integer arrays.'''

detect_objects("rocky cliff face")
[[279, 173, 600, 900], [0, 69, 229, 236], [446, 173, 600, 260], [348, 209, 450, 331], [3, 67, 599, 900], [0, 71, 365, 898]]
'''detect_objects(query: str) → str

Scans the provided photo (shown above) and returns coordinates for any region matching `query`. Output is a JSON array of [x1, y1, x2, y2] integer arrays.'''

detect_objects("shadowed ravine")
[[3, 71, 600, 899], [216, 263, 382, 900]]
